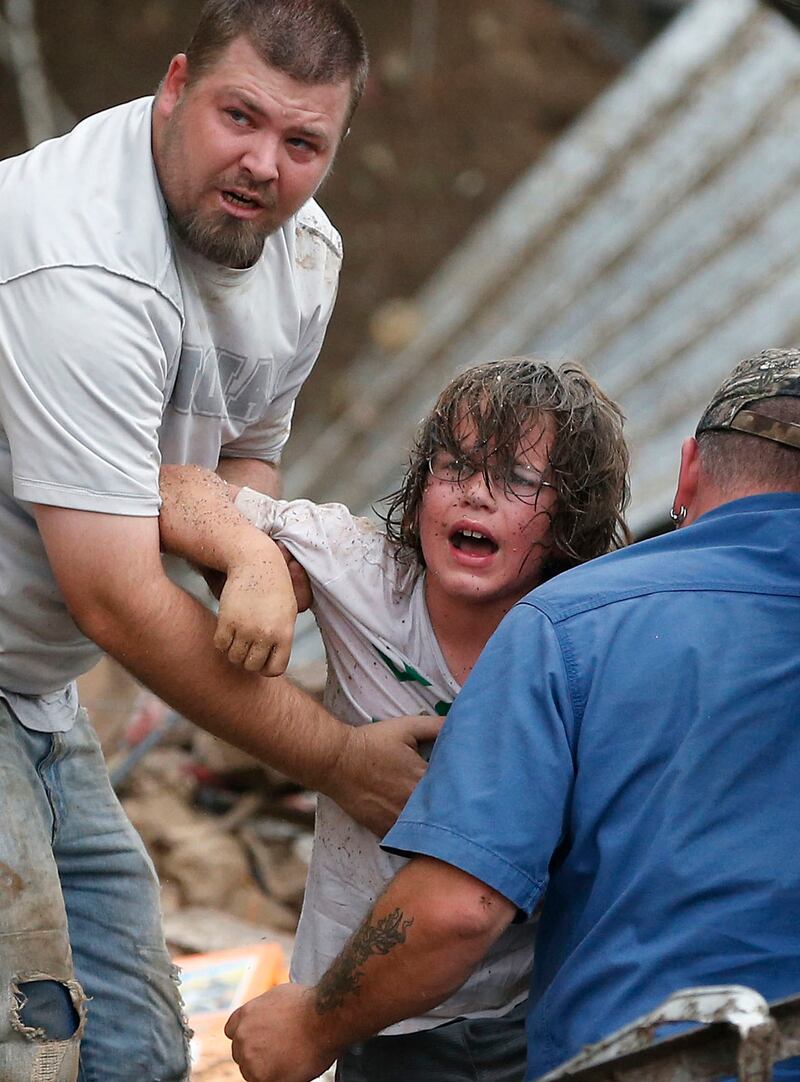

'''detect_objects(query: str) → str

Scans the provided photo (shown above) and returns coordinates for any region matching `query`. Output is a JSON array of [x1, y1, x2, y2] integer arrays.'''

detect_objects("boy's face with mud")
[[418, 411, 558, 609]]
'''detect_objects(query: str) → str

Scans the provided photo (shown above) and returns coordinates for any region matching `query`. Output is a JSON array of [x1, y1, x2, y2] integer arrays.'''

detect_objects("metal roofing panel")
[[287, 0, 768, 510]]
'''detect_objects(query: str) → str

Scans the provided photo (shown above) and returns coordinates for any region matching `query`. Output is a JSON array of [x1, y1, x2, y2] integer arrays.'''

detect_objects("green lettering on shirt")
[[375, 649, 432, 687]]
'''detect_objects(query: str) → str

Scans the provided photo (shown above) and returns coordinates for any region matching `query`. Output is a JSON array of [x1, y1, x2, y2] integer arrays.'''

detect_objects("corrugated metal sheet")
[[286, 0, 800, 660]]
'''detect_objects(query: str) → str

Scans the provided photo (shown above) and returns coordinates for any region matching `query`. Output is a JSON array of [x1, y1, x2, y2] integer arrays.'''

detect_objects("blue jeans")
[[0, 699, 190, 1081]]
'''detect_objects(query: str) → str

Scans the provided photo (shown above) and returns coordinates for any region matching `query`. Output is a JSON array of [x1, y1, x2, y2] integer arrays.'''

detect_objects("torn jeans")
[[0, 697, 190, 1081]]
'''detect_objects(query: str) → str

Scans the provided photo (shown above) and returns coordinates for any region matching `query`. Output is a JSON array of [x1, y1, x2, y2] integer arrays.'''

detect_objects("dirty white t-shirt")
[[235, 488, 534, 1034], [0, 98, 341, 727]]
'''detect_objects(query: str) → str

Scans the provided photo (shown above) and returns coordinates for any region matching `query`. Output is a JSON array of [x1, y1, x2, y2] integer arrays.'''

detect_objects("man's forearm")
[[311, 858, 515, 1045], [94, 571, 344, 792], [225, 857, 517, 1081], [160, 463, 260, 571], [99, 579, 439, 835], [35, 503, 438, 836]]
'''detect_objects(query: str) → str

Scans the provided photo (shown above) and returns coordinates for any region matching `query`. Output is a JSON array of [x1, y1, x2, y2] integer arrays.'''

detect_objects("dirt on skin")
[[5, 0, 618, 440]]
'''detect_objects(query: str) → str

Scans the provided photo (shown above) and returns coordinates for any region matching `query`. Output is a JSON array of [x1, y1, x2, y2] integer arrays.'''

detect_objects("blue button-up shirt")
[[385, 494, 800, 1079]]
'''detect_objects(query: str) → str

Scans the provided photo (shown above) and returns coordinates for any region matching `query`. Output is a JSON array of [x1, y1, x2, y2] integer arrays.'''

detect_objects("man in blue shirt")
[[227, 349, 800, 1082]]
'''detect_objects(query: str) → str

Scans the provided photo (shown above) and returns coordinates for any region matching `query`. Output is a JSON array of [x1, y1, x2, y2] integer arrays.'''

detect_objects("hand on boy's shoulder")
[[326, 714, 444, 837]]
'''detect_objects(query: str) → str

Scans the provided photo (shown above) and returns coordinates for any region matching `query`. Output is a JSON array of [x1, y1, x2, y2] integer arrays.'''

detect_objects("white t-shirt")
[[0, 98, 341, 725], [235, 489, 534, 1034]]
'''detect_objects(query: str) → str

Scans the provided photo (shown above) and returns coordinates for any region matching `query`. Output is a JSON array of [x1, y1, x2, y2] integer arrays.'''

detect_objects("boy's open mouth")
[[450, 528, 499, 556]]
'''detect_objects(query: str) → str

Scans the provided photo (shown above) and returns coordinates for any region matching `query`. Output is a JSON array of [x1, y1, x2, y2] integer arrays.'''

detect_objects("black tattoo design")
[[315, 907, 414, 1014]]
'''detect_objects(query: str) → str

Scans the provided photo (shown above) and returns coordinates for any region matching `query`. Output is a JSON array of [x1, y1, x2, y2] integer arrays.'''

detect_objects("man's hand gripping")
[[324, 714, 444, 837]]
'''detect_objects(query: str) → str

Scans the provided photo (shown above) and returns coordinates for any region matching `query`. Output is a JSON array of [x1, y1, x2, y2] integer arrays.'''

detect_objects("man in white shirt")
[[0, 3, 437, 1078]]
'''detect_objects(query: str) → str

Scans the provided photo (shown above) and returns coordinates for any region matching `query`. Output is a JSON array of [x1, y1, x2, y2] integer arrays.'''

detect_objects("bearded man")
[[0, 3, 438, 1078]]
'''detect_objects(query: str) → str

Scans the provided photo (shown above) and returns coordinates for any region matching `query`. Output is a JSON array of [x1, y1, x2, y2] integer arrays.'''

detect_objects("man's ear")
[[155, 54, 189, 120], [672, 436, 701, 525]]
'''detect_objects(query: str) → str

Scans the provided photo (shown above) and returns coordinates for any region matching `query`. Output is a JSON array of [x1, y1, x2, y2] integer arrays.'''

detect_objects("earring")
[[669, 505, 687, 527]]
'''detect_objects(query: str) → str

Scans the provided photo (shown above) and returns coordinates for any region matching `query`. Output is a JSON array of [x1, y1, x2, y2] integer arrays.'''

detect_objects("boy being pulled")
[[159, 357, 630, 1082]]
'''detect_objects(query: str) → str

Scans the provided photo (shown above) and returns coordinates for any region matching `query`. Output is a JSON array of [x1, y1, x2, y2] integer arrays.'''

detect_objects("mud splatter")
[[0, 862, 24, 897]]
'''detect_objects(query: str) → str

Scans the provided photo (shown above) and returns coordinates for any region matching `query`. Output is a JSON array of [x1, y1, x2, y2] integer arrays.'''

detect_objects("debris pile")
[[121, 742, 312, 937], [82, 658, 325, 957]]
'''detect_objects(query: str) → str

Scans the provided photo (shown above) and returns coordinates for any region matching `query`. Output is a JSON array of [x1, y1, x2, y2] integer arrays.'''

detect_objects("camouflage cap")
[[695, 348, 800, 450]]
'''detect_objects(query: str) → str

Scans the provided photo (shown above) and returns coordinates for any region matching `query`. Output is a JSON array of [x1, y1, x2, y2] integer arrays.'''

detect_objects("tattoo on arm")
[[315, 907, 414, 1014]]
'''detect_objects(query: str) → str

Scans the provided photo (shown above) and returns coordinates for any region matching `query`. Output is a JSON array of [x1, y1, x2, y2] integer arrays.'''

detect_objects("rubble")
[[115, 728, 317, 942], [79, 656, 324, 955], [162, 908, 296, 958]]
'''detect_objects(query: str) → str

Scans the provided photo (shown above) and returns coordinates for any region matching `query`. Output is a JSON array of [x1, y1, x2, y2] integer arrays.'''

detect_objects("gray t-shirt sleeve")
[[0, 266, 179, 514]]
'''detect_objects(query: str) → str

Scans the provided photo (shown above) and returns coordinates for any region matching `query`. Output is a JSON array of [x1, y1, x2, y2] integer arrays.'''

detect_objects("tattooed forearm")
[[315, 907, 414, 1014]]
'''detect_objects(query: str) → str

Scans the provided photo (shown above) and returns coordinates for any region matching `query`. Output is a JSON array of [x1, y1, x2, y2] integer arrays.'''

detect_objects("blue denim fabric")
[[0, 698, 190, 1081]]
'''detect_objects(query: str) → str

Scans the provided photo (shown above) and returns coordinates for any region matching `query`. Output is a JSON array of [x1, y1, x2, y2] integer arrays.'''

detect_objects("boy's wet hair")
[[382, 357, 631, 580]]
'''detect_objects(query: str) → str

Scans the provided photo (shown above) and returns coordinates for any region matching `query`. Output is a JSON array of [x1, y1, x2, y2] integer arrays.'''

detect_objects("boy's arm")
[[215, 457, 313, 611], [159, 464, 296, 676]]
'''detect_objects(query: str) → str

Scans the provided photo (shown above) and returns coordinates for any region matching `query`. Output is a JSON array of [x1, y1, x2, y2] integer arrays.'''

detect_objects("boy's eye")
[[507, 464, 553, 499], [429, 453, 472, 482], [510, 466, 543, 490]]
